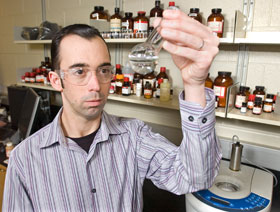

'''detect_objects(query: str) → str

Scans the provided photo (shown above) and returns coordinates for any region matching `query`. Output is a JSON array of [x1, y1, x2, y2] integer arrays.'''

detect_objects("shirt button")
[[188, 116, 194, 122], [91, 188, 96, 193], [202, 117, 207, 124]]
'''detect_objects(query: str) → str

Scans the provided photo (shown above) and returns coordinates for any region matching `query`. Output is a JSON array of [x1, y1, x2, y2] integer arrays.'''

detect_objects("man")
[[3, 10, 221, 211]]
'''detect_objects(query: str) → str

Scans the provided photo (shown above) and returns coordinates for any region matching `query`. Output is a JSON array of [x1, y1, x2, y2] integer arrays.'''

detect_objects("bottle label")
[[116, 81, 123, 87], [149, 17, 156, 27], [247, 101, 254, 109], [122, 86, 131, 95], [188, 13, 198, 17], [122, 21, 129, 30], [110, 19, 121, 32], [144, 89, 152, 96], [255, 94, 265, 102], [91, 13, 99, 19], [235, 95, 246, 108], [208, 21, 223, 33], [240, 107, 247, 113], [213, 85, 226, 98], [263, 104, 272, 112], [253, 107, 262, 114], [134, 21, 148, 33]]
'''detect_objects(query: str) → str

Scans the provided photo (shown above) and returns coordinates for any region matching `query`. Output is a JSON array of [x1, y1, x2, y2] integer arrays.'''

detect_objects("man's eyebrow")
[[69, 63, 89, 69], [98, 62, 112, 68]]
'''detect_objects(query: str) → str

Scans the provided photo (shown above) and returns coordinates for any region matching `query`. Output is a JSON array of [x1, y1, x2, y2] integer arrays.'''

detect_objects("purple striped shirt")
[[3, 88, 222, 212]]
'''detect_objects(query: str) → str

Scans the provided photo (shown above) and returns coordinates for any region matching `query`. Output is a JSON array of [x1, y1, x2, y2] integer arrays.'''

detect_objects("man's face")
[[58, 35, 111, 121]]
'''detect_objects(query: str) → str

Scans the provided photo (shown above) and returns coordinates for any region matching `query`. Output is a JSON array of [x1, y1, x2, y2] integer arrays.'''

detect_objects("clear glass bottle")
[[188, 8, 202, 23], [207, 8, 224, 38]]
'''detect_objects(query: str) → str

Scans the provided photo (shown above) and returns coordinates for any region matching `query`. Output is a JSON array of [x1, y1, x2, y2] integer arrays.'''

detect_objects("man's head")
[[49, 24, 112, 122]]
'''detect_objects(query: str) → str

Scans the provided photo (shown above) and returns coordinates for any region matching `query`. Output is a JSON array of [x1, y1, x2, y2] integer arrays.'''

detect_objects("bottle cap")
[[169, 2, 175, 6], [124, 77, 129, 82], [212, 8, 222, 13], [248, 94, 255, 101], [138, 11, 146, 15], [255, 86, 265, 90], [21, 76, 25, 79], [116, 64, 121, 69], [114, 7, 120, 13], [239, 86, 246, 92], [155, 1, 161, 6], [273, 95, 277, 101], [125, 12, 133, 17], [94, 6, 104, 11], [245, 86, 250, 91], [25, 72, 30, 77], [218, 71, 231, 77], [160, 67, 166, 72], [266, 94, 274, 99], [190, 8, 199, 13], [242, 102, 247, 107], [254, 97, 262, 103]]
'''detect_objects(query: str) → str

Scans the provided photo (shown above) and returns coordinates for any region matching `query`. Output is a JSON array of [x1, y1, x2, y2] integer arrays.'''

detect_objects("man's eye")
[[73, 68, 85, 75]]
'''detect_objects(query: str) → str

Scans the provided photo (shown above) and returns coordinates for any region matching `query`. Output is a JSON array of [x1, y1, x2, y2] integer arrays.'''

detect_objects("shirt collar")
[[39, 108, 127, 148]]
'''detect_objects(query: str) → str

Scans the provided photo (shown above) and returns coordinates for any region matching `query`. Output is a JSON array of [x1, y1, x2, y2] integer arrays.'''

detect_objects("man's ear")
[[49, 71, 63, 92]]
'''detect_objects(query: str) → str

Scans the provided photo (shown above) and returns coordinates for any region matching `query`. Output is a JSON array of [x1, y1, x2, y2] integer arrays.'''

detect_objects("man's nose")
[[87, 72, 101, 91]]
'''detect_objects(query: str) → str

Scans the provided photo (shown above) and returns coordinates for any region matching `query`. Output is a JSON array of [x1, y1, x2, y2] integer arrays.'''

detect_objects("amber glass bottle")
[[149, 1, 163, 31], [207, 8, 224, 38], [134, 11, 149, 34], [110, 7, 122, 32], [122, 12, 134, 31], [205, 73, 213, 89], [188, 8, 202, 23], [143, 71, 156, 89], [90, 6, 109, 20], [213, 72, 233, 107]]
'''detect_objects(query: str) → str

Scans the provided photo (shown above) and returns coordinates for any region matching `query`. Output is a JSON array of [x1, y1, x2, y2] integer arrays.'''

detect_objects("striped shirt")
[[3, 89, 222, 212]]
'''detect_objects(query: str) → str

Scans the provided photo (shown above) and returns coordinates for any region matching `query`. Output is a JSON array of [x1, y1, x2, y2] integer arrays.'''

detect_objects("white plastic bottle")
[[160, 79, 171, 101]]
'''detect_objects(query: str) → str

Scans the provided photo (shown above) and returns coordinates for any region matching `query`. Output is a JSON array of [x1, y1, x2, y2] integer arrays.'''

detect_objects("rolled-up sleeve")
[[137, 88, 222, 194]]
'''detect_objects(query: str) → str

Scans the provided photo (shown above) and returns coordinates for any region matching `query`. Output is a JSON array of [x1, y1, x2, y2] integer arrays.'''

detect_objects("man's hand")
[[158, 10, 219, 106]]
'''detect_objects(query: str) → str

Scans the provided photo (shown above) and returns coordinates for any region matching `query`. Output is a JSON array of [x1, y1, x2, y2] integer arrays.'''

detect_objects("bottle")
[[213, 71, 233, 107], [21, 76, 25, 83], [110, 7, 122, 32], [134, 11, 149, 35], [6, 141, 14, 158], [240, 102, 247, 113], [207, 8, 224, 38], [30, 72, 36, 83], [122, 12, 134, 31], [274, 92, 280, 115], [136, 82, 142, 97], [215, 96, 219, 108], [122, 77, 131, 96], [263, 94, 274, 113], [253, 86, 265, 102], [253, 97, 262, 115], [245, 86, 250, 102], [149, 1, 163, 31], [143, 71, 156, 90], [273, 94, 276, 112], [45, 57, 52, 71], [247, 94, 255, 110], [156, 67, 168, 86], [205, 73, 213, 89], [24, 72, 30, 83], [188, 8, 202, 23], [160, 79, 171, 101], [115, 74, 124, 95], [235, 86, 246, 109], [122, 62, 134, 84], [90, 6, 109, 20], [156, 78, 163, 98], [144, 82, 153, 99], [229, 141, 243, 171], [115, 64, 122, 74]]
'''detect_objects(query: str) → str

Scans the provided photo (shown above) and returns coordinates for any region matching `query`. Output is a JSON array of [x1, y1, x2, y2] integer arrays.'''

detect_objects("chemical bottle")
[[110, 7, 122, 32], [160, 79, 171, 101], [149, 0, 163, 31], [122, 77, 131, 96], [144, 82, 153, 99]]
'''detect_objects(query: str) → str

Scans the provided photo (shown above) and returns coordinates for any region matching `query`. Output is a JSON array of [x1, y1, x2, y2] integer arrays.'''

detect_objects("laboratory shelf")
[[234, 32, 280, 45], [17, 82, 56, 91], [14, 40, 52, 44], [227, 108, 280, 127]]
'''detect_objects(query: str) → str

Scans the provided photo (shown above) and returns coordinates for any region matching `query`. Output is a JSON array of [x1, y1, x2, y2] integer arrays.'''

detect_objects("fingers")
[[162, 40, 219, 65], [161, 10, 220, 47]]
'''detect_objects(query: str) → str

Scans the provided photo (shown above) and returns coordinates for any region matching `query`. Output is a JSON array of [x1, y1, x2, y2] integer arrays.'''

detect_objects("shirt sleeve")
[[136, 88, 222, 195], [2, 152, 34, 212]]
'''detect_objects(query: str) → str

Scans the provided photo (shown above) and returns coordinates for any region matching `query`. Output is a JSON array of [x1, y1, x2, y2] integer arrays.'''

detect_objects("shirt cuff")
[[179, 88, 216, 138]]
